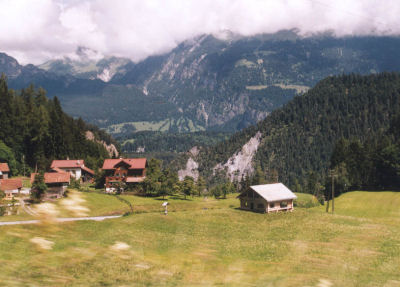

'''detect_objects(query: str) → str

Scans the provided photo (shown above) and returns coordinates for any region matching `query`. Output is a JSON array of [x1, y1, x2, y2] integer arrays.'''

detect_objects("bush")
[[294, 193, 320, 208], [210, 186, 221, 199], [31, 173, 47, 203], [69, 178, 81, 190], [0, 206, 5, 216]]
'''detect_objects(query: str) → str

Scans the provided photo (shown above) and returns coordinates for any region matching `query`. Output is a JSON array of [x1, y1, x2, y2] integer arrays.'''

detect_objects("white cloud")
[[0, 0, 399, 64]]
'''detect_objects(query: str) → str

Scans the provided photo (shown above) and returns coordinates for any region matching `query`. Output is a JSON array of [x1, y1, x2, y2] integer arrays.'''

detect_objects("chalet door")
[[250, 202, 254, 210]]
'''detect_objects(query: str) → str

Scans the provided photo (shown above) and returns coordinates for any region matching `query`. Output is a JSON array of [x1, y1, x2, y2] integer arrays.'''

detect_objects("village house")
[[0, 178, 23, 200], [30, 172, 70, 199], [102, 158, 147, 192], [0, 163, 10, 179], [50, 159, 94, 182], [238, 183, 297, 213]]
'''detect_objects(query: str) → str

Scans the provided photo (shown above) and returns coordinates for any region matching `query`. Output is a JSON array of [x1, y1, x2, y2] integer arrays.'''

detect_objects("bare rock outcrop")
[[85, 131, 119, 158], [178, 157, 199, 181], [213, 131, 262, 182], [178, 146, 200, 181]]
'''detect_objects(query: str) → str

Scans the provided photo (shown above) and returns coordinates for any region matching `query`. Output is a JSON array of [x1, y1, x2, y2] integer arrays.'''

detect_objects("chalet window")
[[269, 202, 275, 208], [257, 203, 264, 209], [280, 201, 288, 208]]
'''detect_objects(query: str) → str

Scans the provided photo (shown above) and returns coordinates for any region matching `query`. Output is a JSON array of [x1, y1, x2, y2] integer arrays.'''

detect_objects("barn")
[[30, 172, 70, 199], [238, 183, 297, 213]]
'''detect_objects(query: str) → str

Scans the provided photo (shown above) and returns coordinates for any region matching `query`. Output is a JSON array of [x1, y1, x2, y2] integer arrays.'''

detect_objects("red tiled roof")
[[126, 177, 145, 183], [0, 163, 10, 172], [44, 172, 70, 184], [51, 160, 85, 169], [51, 167, 69, 174], [51, 159, 94, 175], [31, 172, 70, 184], [102, 158, 147, 170], [81, 165, 94, 175], [0, 178, 22, 191], [102, 159, 121, 169]]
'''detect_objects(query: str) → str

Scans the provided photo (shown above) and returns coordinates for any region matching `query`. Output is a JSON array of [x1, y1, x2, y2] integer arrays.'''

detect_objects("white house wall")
[[59, 168, 81, 180]]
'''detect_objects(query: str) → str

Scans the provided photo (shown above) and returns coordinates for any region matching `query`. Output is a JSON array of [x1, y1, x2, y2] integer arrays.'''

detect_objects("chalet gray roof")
[[250, 183, 297, 202]]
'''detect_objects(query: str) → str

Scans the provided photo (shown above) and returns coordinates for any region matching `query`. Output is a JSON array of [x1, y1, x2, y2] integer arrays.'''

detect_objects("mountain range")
[[2, 30, 400, 135]]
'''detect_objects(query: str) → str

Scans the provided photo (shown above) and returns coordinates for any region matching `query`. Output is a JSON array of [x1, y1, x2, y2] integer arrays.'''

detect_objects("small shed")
[[238, 183, 297, 213], [0, 178, 23, 200]]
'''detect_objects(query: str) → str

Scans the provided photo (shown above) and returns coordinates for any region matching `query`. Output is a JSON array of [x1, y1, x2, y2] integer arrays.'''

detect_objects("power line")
[[307, 0, 392, 33]]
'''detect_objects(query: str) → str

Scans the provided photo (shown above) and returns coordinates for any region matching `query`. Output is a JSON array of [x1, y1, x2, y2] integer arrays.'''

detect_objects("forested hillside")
[[0, 75, 116, 175], [119, 131, 231, 153], [194, 73, 400, 189], [328, 115, 400, 192]]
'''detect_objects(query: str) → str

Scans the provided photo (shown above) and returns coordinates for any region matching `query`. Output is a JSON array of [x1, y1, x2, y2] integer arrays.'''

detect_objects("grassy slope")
[[0, 192, 399, 286]]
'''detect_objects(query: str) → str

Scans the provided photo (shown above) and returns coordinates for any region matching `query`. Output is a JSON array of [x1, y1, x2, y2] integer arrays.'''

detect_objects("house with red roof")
[[0, 163, 10, 179], [31, 172, 70, 199], [50, 159, 94, 182], [102, 158, 147, 192], [0, 178, 22, 200]]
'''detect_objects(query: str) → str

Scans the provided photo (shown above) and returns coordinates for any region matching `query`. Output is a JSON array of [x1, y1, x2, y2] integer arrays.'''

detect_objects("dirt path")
[[0, 215, 122, 226], [18, 198, 38, 216]]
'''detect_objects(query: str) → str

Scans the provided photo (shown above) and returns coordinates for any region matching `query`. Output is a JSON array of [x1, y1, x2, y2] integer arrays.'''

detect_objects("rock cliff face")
[[213, 132, 262, 182], [178, 157, 199, 181], [178, 147, 200, 181], [85, 131, 119, 158], [111, 34, 298, 131]]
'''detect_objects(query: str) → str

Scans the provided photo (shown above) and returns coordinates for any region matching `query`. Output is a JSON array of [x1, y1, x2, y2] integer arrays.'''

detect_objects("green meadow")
[[0, 191, 399, 286]]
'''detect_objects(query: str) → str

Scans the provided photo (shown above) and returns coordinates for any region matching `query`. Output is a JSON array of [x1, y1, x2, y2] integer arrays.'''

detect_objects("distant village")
[[0, 158, 146, 198]]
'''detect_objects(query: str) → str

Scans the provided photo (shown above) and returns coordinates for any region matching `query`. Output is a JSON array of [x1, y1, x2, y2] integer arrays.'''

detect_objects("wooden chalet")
[[238, 183, 297, 213], [0, 163, 10, 179], [30, 172, 70, 199], [102, 158, 147, 192], [50, 159, 94, 182], [0, 178, 22, 200]]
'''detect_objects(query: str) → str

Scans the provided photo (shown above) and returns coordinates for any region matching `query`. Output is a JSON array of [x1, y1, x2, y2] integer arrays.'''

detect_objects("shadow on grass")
[[232, 207, 269, 214], [168, 196, 193, 201]]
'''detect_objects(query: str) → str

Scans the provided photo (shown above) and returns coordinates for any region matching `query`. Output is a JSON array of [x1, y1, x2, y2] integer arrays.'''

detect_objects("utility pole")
[[330, 169, 335, 214], [22, 155, 25, 177], [325, 191, 330, 213]]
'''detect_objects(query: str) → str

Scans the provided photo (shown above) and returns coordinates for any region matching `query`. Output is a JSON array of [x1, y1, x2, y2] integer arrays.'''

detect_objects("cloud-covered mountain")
[[2, 0, 400, 65], [2, 31, 400, 135], [39, 47, 131, 82]]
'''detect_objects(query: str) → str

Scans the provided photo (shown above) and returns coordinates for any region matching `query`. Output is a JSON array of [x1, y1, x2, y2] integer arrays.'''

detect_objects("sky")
[[0, 0, 399, 65]]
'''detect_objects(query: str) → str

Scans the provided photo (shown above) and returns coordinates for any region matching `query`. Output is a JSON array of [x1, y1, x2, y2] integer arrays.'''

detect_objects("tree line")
[[0, 75, 115, 175]]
